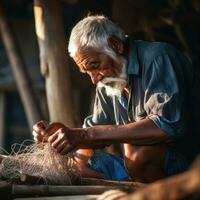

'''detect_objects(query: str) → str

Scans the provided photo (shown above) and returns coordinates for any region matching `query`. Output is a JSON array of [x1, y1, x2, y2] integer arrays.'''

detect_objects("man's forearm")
[[85, 118, 173, 146]]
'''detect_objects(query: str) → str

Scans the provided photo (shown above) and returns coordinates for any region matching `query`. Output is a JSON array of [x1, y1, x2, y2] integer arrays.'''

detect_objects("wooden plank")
[[15, 195, 99, 200], [13, 185, 130, 197], [80, 178, 145, 190], [18, 174, 145, 190], [18, 173, 143, 192]]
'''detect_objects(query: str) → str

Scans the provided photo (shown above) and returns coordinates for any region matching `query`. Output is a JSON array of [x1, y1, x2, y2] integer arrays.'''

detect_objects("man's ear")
[[107, 36, 124, 55]]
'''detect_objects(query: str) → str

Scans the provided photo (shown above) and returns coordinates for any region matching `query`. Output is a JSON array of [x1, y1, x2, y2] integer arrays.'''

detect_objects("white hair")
[[68, 15, 126, 58]]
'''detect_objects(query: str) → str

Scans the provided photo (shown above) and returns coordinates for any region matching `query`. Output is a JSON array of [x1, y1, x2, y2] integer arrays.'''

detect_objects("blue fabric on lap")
[[87, 151, 129, 181], [88, 149, 189, 180], [164, 149, 189, 176]]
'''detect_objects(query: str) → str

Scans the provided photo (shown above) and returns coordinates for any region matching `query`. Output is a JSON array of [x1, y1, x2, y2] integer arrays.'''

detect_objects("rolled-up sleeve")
[[143, 54, 186, 137], [83, 87, 115, 128]]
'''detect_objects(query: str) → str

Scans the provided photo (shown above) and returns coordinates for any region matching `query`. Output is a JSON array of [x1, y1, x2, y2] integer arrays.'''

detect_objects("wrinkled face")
[[74, 47, 123, 85]]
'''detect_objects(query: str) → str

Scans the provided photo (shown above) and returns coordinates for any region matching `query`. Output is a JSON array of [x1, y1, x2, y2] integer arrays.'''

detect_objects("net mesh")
[[0, 141, 78, 185]]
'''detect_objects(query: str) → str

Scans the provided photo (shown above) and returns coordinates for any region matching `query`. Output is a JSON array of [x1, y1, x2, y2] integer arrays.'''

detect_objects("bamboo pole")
[[18, 173, 145, 190], [80, 178, 145, 190], [33, 0, 75, 127], [13, 185, 130, 197], [0, 3, 43, 130]]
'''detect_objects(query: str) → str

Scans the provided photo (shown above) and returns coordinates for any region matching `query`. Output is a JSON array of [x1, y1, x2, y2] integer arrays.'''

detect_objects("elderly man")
[[33, 15, 200, 183]]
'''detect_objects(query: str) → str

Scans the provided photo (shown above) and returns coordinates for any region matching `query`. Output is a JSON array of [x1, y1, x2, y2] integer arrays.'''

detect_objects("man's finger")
[[32, 131, 44, 141], [38, 120, 48, 129], [33, 126, 46, 136], [56, 140, 68, 153], [33, 135, 42, 142], [60, 144, 75, 155], [51, 136, 64, 149], [48, 132, 59, 143], [49, 129, 65, 148], [45, 123, 65, 136], [33, 120, 48, 130], [33, 136, 38, 142], [32, 130, 37, 137]]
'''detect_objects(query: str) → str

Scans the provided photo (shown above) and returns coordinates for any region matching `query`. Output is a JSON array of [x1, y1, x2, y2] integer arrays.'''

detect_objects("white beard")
[[97, 58, 127, 97]]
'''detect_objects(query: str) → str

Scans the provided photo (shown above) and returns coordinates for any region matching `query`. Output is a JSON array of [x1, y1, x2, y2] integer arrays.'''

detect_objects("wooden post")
[[0, 3, 43, 130], [33, 0, 75, 127], [0, 93, 5, 153]]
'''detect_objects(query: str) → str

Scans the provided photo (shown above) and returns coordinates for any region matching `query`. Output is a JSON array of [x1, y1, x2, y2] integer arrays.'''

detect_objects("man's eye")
[[90, 62, 99, 69]]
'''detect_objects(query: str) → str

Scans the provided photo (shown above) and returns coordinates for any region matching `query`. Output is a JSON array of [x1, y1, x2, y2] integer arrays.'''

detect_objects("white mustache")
[[100, 77, 127, 85], [97, 77, 127, 97]]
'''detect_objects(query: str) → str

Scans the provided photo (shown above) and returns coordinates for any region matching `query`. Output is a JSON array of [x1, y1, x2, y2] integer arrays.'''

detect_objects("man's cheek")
[[110, 67, 121, 77]]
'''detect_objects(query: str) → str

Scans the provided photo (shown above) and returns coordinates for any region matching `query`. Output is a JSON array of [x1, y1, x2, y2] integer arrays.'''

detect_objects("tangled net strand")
[[0, 142, 78, 185]]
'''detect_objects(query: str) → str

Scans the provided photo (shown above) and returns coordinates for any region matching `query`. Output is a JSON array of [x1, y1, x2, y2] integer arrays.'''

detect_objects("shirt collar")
[[126, 39, 140, 75]]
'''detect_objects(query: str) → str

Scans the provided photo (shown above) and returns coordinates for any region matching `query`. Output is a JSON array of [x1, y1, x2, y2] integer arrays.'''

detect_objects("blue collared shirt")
[[83, 39, 200, 163]]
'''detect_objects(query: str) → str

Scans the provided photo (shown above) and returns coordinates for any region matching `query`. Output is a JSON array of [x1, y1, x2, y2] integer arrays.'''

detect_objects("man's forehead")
[[74, 46, 99, 61]]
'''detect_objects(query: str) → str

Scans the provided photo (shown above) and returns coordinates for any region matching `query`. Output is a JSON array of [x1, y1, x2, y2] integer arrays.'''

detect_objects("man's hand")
[[46, 123, 86, 155], [32, 121, 88, 154], [32, 121, 67, 143], [32, 120, 49, 142]]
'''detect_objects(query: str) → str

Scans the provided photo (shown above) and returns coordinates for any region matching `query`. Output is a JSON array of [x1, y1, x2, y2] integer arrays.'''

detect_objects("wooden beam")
[[33, 0, 75, 127], [15, 195, 99, 200], [0, 3, 43, 130], [18, 173, 145, 190], [80, 178, 145, 190], [13, 185, 130, 197]]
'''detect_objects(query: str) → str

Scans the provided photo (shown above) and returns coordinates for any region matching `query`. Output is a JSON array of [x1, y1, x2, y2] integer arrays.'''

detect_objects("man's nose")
[[89, 72, 104, 84]]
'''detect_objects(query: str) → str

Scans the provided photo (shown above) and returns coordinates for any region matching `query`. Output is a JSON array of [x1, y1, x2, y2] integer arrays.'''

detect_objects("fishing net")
[[0, 141, 78, 185]]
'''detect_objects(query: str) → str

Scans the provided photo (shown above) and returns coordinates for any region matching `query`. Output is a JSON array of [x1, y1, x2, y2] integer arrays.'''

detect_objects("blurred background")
[[0, 0, 199, 153]]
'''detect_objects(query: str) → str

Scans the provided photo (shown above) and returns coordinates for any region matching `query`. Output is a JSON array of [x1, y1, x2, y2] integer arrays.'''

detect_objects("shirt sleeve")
[[83, 86, 115, 128], [143, 54, 187, 137]]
